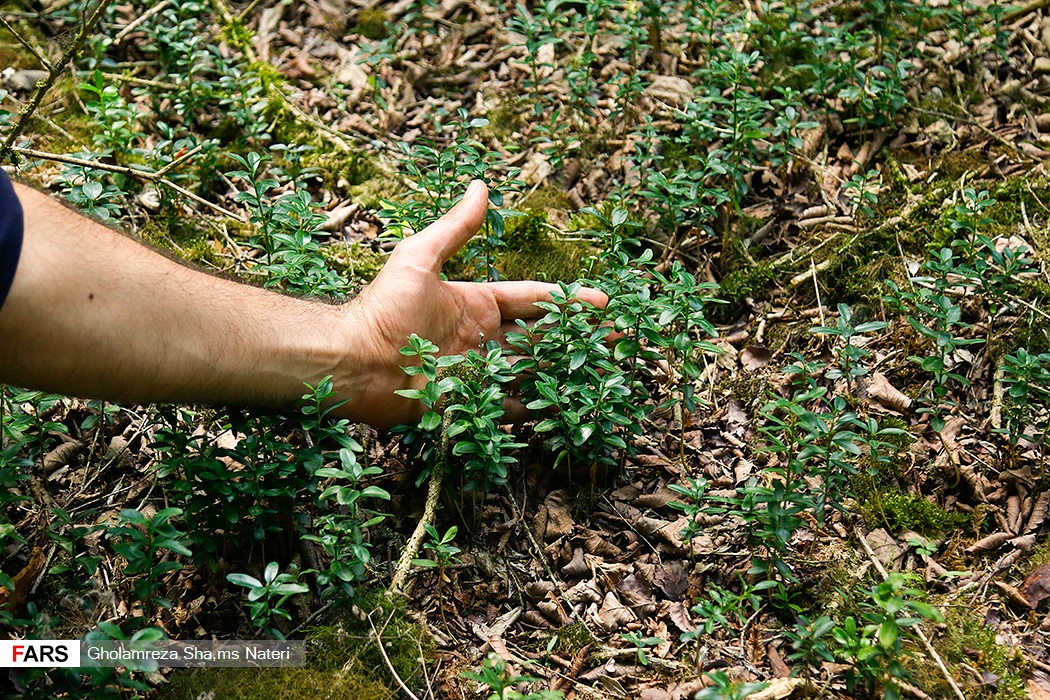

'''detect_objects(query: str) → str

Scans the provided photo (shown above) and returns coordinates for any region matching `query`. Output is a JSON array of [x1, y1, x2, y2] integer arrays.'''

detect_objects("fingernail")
[[466, 179, 482, 198]]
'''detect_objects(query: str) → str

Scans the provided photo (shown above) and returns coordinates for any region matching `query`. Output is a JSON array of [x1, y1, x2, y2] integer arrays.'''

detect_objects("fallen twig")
[[1004, 0, 1050, 22], [368, 612, 422, 700], [1, 0, 116, 162], [12, 146, 246, 223], [113, 0, 171, 45]]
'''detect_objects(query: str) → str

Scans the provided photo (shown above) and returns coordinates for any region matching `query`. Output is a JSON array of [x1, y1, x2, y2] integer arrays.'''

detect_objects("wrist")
[[325, 298, 417, 428]]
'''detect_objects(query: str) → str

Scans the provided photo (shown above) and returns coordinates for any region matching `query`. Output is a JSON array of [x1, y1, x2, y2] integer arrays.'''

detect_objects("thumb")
[[404, 180, 489, 271]]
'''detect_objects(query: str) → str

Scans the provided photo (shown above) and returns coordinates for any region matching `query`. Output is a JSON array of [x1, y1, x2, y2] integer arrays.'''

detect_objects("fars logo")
[[0, 640, 81, 667]]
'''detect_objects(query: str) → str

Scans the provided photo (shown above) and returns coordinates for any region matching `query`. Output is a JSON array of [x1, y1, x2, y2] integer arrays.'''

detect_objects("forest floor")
[[2, 0, 1050, 699]]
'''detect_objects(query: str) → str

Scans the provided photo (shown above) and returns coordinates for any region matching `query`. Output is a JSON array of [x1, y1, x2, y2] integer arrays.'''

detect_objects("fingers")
[[477, 280, 609, 320], [395, 180, 490, 271]]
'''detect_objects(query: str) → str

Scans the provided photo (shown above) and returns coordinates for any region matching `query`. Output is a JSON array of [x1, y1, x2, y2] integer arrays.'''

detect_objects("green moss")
[[503, 210, 547, 248], [442, 210, 595, 283], [720, 215, 762, 275], [924, 607, 1027, 700], [166, 591, 432, 700], [140, 216, 225, 267], [164, 666, 394, 700], [496, 233, 594, 284], [550, 621, 598, 658], [299, 148, 376, 190], [354, 8, 391, 39], [221, 20, 256, 55], [915, 97, 963, 128], [483, 101, 525, 140], [323, 242, 386, 285], [859, 492, 969, 535], [716, 259, 778, 315], [937, 150, 989, 184], [0, 20, 50, 70], [1023, 536, 1050, 575], [520, 187, 574, 217], [348, 175, 406, 211]]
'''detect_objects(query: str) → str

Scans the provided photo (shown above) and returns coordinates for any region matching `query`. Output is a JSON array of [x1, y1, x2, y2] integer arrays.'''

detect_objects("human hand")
[[335, 180, 607, 428]]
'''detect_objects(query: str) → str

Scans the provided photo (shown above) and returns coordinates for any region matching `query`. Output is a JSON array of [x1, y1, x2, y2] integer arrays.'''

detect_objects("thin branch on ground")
[[12, 146, 246, 223], [368, 611, 423, 700], [112, 0, 171, 45], [1, 0, 116, 162]]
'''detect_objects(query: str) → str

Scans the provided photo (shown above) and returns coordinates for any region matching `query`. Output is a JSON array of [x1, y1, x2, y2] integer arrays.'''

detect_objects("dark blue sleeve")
[[0, 168, 24, 310]]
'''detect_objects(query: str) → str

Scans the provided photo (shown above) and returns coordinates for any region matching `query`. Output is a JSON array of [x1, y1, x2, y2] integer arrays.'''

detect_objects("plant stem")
[[1, 0, 116, 163], [389, 416, 450, 595], [854, 525, 968, 700]]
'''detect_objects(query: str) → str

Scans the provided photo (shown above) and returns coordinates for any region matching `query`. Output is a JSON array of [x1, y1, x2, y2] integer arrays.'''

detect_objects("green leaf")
[[227, 573, 262, 589], [878, 620, 898, 648], [271, 583, 309, 596], [119, 509, 148, 526], [361, 485, 392, 500], [421, 411, 442, 431], [614, 339, 640, 361]]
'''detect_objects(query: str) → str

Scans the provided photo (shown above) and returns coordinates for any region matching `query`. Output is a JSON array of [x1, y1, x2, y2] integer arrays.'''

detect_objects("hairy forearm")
[[0, 184, 355, 412], [0, 179, 600, 428]]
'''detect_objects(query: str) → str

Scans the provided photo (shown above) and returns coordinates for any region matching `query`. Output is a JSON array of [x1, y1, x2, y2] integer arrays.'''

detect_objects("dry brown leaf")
[[537, 600, 569, 625], [653, 562, 690, 600], [993, 580, 1034, 610], [634, 488, 682, 510], [740, 346, 773, 371], [966, 531, 1013, 554], [534, 490, 574, 542], [668, 601, 693, 634], [868, 372, 912, 412], [866, 528, 902, 569], [1026, 491, 1049, 532], [487, 633, 515, 662], [43, 439, 85, 477], [520, 151, 552, 185], [1006, 494, 1021, 534], [617, 573, 656, 617], [1018, 563, 1050, 609], [652, 621, 672, 658], [1028, 679, 1050, 700], [746, 678, 805, 700], [561, 547, 589, 579], [0, 547, 46, 609], [564, 579, 603, 605], [320, 204, 356, 232], [644, 75, 693, 106], [595, 591, 637, 632], [768, 644, 791, 678], [1009, 534, 1037, 551]]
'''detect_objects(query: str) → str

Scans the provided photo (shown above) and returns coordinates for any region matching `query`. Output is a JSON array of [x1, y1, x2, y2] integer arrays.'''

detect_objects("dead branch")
[[12, 146, 246, 223], [1, 0, 116, 162], [368, 612, 423, 700]]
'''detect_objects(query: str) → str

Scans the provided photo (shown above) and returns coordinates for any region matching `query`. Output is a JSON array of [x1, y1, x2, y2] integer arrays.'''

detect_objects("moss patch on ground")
[[923, 607, 1027, 700], [166, 591, 432, 700]]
